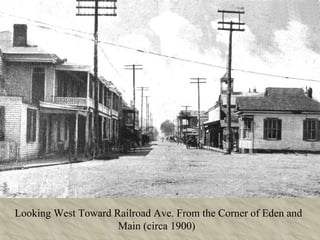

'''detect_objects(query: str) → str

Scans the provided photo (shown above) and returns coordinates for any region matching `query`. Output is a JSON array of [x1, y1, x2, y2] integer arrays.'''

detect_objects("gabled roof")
[[0, 30, 61, 64], [220, 91, 262, 106], [236, 88, 320, 113]]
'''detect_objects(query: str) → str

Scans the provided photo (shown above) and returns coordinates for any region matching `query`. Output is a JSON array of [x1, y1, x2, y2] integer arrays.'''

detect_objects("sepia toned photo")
[[1, 0, 320, 198]]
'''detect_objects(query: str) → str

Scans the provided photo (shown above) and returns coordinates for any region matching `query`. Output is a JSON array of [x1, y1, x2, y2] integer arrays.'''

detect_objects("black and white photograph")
[[1, 0, 320, 198]]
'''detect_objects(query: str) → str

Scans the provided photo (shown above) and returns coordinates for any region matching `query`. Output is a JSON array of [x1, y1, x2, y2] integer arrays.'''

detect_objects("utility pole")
[[149, 112, 153, 140], [150, 112, 153, 129], [125, 64, 143, 134], [190, 78, 206, 146], [218, 9, 245, 154], [145, 96, 150, 134], [76, 0, 117, 156], [136, 86, 149, 133]]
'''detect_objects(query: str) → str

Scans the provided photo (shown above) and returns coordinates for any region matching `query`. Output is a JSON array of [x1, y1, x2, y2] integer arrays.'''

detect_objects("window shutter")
[[317, 120, 320, 141], [263, 119, 267, 139], [303, 119, 307, 140], [278, 119, 282, 140], [33, 110, 37, 141], [27, 110, 31, 141], [0, 106, 5, 141]]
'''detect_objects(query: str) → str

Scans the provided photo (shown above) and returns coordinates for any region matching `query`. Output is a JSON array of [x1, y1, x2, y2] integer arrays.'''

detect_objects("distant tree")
[[160, 120, 175, 136]]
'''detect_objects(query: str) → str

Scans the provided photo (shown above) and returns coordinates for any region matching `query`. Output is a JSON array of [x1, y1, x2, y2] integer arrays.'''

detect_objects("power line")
[[99, 45, 127, 93], [1, 12, 320, 83], [0, 11, 93, 36]]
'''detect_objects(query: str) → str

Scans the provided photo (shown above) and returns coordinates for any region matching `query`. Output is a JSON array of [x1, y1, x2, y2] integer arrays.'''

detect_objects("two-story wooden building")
[[0, 24, 122, 161], [119, 101, 140, 150], [176, 110, 208, 141]]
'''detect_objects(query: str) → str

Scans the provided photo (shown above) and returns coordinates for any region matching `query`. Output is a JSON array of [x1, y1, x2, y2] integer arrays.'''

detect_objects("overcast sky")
[[1, 0, 320, 128]]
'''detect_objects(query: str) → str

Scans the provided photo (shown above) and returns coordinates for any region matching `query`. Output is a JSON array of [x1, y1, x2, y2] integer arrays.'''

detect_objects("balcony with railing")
[[44, 96, 94, 108], [111, 109, 119, 117], [54, 97, 87, 106], [99, 103, 111, 115]]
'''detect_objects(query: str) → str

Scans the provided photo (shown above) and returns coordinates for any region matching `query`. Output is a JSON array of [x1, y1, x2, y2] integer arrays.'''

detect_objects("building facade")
[[177, 110, 207, 142], [236, 87, 320, 153], [119, 101, 140, 150], [203, 75, 260, 151], [0, 24, 122, 161]]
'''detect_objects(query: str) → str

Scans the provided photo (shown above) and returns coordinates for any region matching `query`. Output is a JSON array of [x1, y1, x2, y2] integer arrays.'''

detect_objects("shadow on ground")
[[95, 144, 154, 161]]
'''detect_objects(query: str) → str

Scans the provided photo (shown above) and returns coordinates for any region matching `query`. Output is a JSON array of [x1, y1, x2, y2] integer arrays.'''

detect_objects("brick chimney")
[[307, 87, 313, 99], [13, 24, 27, 47]]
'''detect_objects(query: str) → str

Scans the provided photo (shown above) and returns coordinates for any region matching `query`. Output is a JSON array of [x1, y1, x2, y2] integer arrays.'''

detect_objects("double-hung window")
[[264, 118, 281, 140], [243, 117, 253, 139], [303, 119, 320, 141]]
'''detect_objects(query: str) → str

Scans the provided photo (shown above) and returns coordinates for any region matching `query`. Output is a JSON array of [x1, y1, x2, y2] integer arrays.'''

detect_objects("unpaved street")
[[0, 142, 320, 198]]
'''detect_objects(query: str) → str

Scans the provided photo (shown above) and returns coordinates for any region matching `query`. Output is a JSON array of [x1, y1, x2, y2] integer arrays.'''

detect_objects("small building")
[[203, 74, 259, 151], [236, 87, 320, 153], [203, 93, 242, 150]]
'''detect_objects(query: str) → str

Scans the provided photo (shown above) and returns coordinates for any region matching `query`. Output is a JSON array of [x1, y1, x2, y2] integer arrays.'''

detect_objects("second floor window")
[[99, 82, 103, 104], [303, 119, 320, 141], [264, 118, 281, 140], [32, 67, 45, 102], [112, 94, 117, 111], [104, 86, 108, 106]]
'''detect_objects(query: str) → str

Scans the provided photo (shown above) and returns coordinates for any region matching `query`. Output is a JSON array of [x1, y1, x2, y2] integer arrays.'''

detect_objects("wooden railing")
[[54, 97, 87, 106], [44, 96, 101, 109], [111, 109, 118, 117]]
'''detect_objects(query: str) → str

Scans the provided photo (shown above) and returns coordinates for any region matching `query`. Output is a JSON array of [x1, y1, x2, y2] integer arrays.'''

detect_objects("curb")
[[0, 152, 120, 172], [0, 160, 85, 172], [202, 145, 227, 154]]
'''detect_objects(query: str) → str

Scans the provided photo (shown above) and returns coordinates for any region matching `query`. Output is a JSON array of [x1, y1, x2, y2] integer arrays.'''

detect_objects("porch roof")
[[56, 64, 92, 73], [203, 119, 220, 127], [3, 53, 61, 64]]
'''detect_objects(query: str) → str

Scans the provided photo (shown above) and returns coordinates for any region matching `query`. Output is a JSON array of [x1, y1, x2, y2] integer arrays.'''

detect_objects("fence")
[[0, 141, 18, 162]]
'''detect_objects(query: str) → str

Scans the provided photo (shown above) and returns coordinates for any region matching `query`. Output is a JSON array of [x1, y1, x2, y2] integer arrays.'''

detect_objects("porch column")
[[46, 115, 50, 153], [102, 117, 105, 154], [91, 112, 94, 141], [85, 111, 90, 155], [91, 111, 94, 153], [251, 121, 255, 154], [86, 72, 90, 107], [74, 112, 79, 159]]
